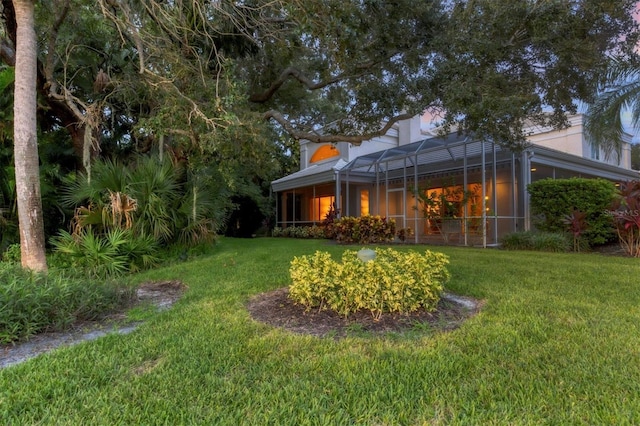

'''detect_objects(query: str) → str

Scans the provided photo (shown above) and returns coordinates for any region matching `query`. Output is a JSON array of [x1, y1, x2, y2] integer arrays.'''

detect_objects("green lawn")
[[2, 238, 639, 425]]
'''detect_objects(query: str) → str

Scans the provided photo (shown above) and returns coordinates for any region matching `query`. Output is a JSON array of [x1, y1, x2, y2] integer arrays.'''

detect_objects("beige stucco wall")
[[525, 115, 632, 169], [299, 113, 633, 172]]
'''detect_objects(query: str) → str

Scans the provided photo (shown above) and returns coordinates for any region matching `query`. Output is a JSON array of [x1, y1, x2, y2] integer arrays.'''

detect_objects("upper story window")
[[310, 145, 340, 163]]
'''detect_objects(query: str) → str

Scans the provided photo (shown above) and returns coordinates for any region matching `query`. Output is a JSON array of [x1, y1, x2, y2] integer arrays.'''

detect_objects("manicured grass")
[[1, 238, 639, 424]]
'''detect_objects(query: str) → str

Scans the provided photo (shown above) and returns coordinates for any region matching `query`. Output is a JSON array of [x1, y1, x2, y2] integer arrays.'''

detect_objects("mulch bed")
[[246, 287, 483, 339]]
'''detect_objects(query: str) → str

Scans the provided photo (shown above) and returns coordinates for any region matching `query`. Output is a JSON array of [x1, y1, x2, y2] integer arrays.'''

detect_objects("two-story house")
[[271, 113, 639, 245]]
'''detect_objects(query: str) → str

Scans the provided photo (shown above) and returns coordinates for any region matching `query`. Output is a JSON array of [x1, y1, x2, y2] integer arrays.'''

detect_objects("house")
[[271, 113, 639, 246]]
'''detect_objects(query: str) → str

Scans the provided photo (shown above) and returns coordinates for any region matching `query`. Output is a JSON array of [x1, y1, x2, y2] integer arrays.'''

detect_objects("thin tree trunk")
[[13, 0, 47, 272]]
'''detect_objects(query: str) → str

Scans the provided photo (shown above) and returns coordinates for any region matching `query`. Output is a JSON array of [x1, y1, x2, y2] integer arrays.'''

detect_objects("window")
[[312, 196, 335, 221], [360, 189, 369, 216], [310, 145, 340, 163]]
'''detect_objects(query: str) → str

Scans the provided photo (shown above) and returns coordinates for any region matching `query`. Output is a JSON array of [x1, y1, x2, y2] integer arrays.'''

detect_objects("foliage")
[[9, 0, 634, 157], [608, 180, 640, 257], [1, 243, 20, 263], [562, 209, 589, 252], [430, 1, 640, 149], [49, 228, 158, 278], [320, 202, 340, 239], [61, 156, 227, 247], [271, 225, 327, 239], [0, 68, 16, 252], [247, 0, 640, 148], [527, 178, 616, 245], [332, 215, 396, 244], [585, 57, 640, 159], [413, 181, 473, 220], [1, 4, 288, 257], [412, 180, 475, 237], [289, 248, 449, 319], [633, 143, 640, 171], [500, 231, 571, 252], [0, 264, 131, 343], [397, 227, 414, 242], [127, 156, 182, 243]]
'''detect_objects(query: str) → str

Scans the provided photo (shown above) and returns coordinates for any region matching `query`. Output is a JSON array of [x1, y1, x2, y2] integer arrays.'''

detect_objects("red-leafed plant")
[[610, 181, 640, 257], [321, 203, 340, 238], [562, 209, 588, 252], [332, 215, 396, 244]]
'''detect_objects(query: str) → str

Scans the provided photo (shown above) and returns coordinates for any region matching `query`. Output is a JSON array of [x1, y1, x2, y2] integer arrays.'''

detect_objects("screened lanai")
[[336, 134, 524, 246]]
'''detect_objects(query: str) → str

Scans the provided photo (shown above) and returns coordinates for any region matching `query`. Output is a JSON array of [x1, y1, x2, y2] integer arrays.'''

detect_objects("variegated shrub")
[[289, 248, 449, 319]]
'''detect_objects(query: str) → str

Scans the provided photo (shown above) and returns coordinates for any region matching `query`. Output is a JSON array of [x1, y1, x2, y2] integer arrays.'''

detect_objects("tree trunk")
[[13, 0, 47, 272]]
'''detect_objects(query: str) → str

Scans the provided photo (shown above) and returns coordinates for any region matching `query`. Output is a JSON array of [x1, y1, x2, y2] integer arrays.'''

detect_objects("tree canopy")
[[244, 0, 640, 149], [2, 0, 638, 157]]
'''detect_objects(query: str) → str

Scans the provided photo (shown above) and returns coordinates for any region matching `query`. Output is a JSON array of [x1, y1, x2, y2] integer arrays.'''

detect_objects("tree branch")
[[263, 110, 415, 145], [249, 59, 382, 104], [99, 0, 146, 74], [249, 67, 345, 103], [44, 0, 71, 83]]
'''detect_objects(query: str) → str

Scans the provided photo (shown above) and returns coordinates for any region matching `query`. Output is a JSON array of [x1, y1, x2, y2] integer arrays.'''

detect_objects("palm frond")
[[585, 58, 640, 160]]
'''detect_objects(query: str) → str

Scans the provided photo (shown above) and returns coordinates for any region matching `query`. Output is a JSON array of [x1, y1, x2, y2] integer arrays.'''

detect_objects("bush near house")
[[331, 215, 396, 244], [271, 225, 327, 239], [289, 248, 449, 319], [609, 180, 640, 257], [527, 178, 616, 246]]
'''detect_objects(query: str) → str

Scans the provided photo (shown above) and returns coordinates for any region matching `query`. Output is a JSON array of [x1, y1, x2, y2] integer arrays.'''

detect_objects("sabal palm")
[[585, 58, 640, 160], [128, 156, 182, 243], [61, 158, 130, 207], [177, 165, 231, 245]]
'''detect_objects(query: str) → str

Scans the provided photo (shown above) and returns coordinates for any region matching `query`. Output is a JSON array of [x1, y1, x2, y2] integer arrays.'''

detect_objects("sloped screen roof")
[[340, 134, 493, 175]]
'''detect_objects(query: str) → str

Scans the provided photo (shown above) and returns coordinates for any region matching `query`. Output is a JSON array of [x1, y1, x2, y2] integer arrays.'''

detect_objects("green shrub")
[[271, 225, 328, 239], [500, 231, 570, 252], [0, 264, 131, 343], [1, 243, 20, 263], [61, 156, 229, 249], [332, 215, 396, 244], [527, 178, 616, 245], [289, 248, 449, 319], [50, 228, 159, 278]]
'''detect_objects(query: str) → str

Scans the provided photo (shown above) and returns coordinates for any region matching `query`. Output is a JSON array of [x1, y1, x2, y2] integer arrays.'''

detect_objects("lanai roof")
[[272, 133, 639, 192]]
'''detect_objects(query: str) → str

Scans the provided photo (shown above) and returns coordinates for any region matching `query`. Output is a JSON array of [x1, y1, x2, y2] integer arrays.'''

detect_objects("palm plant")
[[177, 166, 230, 245], [61, 158, 130, 208], [128, 155, 183, 243], [585, 57, 640, 160]]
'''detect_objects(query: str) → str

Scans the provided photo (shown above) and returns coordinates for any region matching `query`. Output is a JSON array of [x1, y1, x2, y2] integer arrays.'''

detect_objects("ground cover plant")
[[1, 238, 640, 424], [0, 263, 131, 343]]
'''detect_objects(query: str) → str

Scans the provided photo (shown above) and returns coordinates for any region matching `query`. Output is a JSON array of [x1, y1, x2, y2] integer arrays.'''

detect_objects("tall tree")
[[12, 0, 46, 271]]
